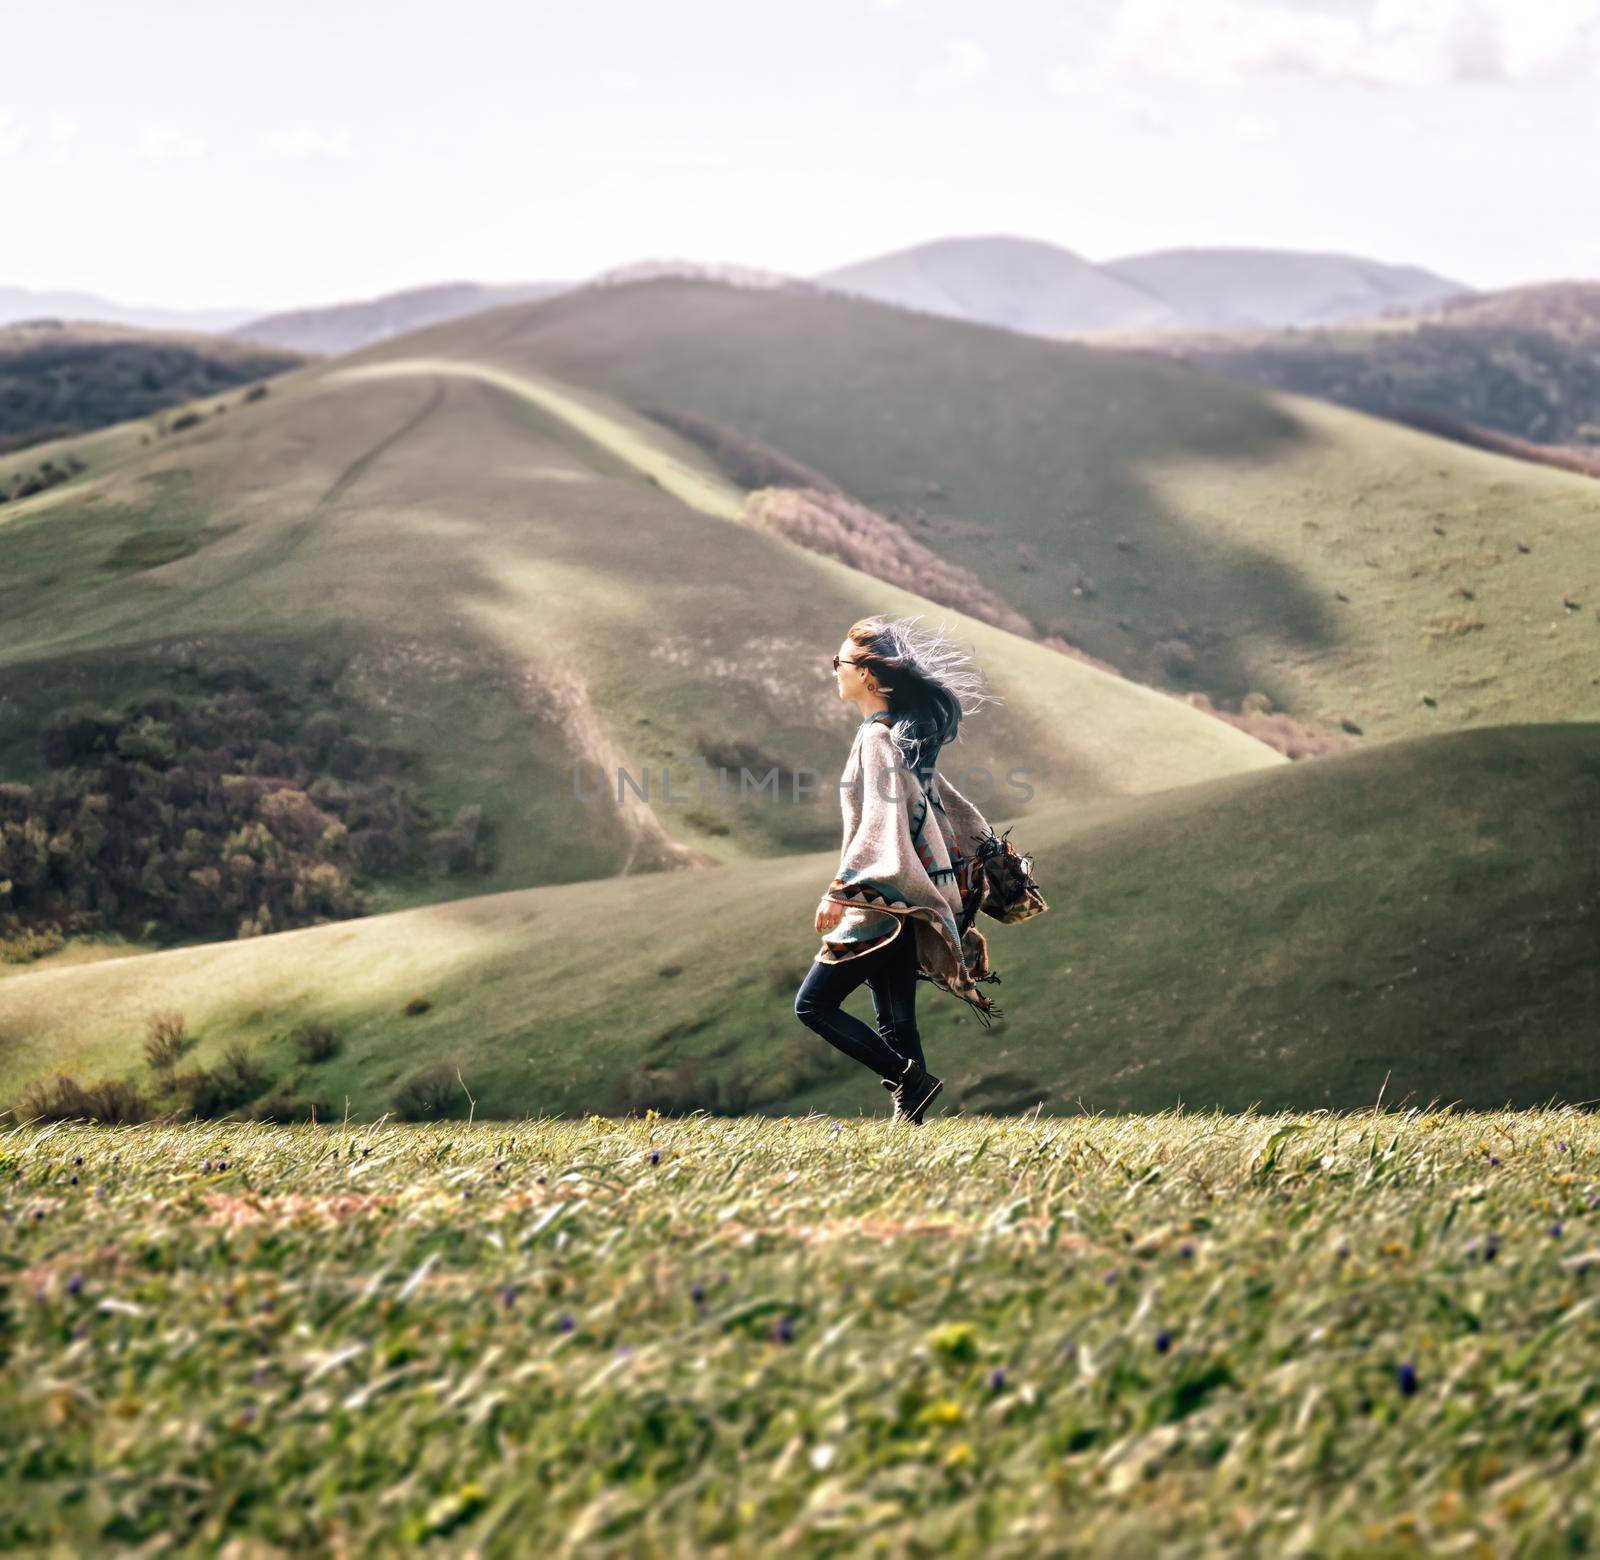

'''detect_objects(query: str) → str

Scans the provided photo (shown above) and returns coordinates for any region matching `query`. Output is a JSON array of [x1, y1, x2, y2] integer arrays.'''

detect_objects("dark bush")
[[402, 995, 432, 1016], [171, 1044, 272, 1117], [392, 1062, 461, 1120], [143, 1009, 189, 1070], [13, 1071, 150, 1123], [290, 1021, 341, 1065], [251, 1087, 331, 1123]]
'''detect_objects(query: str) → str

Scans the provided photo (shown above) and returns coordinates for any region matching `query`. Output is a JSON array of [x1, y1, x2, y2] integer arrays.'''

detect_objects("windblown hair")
[[844, 615, 1002, 778]]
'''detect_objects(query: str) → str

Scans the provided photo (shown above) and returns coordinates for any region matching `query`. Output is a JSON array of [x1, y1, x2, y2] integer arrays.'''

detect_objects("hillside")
[[3, 722, 1594, 1116], [816, 234, 1183, 335], [361, 278, 1600, 744], [1111, 280, 1600, 458], [0, 299, 1278, 951], [1103, 247, 1468, 329], [0, 320, 302, 457]]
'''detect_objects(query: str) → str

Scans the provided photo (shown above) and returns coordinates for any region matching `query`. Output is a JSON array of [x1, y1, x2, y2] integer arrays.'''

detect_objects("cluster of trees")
[[0, 676, 494, 955], [0, 325, 299, 454]]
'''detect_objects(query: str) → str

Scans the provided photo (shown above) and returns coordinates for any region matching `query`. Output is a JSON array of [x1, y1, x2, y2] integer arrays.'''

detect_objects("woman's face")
[[834, 638, 875, 703]]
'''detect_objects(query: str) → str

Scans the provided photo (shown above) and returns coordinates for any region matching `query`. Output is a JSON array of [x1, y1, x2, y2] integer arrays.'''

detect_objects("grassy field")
[[384, 278, 1600, 740], [7, 1110, 1600, 1553], [3, 722, 1594, 1118]]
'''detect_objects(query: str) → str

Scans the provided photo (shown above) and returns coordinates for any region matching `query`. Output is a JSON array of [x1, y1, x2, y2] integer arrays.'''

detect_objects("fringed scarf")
[[814, 710, 1005, 1026]]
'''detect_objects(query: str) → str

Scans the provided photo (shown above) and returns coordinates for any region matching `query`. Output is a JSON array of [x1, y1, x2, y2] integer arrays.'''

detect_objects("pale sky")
[[4, 0, 1597, 311]]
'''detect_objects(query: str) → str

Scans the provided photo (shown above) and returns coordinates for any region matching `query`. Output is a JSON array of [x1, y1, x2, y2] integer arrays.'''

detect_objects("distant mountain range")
[[0, 284, 263, 334], [0, 236, 1478, 356], [232, 280, 574, 356], [815, 236, 1469, 336]]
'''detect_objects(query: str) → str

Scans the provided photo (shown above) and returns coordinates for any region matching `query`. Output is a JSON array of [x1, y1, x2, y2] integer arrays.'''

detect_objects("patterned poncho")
[[813, 709, 1002, 1023]]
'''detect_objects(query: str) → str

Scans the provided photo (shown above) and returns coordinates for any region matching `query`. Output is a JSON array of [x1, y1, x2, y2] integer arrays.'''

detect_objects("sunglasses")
[[832, 654, 870, 671]]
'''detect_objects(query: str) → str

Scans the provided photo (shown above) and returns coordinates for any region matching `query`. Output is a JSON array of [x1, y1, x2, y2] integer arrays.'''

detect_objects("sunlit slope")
[[0, 341, 1277, 910], [4, 722, 1593, 1115], [374, 278, 1600, 743]]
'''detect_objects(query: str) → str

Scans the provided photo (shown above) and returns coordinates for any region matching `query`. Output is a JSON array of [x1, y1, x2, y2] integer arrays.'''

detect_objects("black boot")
[[884, 1055, 942, 1124]]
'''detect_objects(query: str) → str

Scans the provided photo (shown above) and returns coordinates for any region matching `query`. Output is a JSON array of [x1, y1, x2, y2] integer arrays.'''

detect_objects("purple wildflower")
[[1396, 1362, 1418, 1396], [773, 1316, 795, 1344], [73, 1156, 82, 1166], [499, 1286, 519, 1308], [691, 1284, 706, 1305], [69, 1175, 78, 1186], [649, 1150, 660, 1165], [557, 1313, 576, 1333], [1155, 1330, 1172, 1354], [1484, 1232, 1500, 1261], [1551, 1222, 1565, 1239], [202, 1160, 213, 1172], [1488, 1155, 1500, 1166], [988, 1366, 1007, 1393], [1177, 1242, 1195, 1260], [67, 1273, 84, 1297]]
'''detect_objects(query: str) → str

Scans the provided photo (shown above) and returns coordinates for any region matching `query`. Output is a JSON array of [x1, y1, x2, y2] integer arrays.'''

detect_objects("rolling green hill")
[[4, 722, 1594, 1117], [358, 278, 1600, 745], [0, 300, 1278, 948]]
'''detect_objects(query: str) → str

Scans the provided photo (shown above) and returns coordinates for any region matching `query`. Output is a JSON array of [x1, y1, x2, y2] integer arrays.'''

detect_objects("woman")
[[794, 614, 1004, 1124]]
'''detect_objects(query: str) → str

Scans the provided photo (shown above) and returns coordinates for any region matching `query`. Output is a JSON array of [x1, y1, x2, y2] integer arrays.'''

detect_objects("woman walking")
[[794, 614, 1007, 1124]]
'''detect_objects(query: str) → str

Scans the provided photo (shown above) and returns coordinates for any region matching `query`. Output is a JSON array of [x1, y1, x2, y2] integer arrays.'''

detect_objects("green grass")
[[394, 277, 1600, 741], [3, 722, 1594, 1117], [6, 1110, 1600, 1551]]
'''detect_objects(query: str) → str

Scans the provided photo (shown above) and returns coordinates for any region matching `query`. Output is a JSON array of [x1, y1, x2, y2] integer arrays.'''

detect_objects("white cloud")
[[138, 124, 207, 161], [0, 109, 24, 158], [915, 37, 990, 92], [261, 124, 353, 159], [1089, 0, 1600, 87]]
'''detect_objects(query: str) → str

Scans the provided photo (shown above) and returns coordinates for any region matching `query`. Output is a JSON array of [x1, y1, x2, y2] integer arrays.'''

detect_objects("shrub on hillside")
[[168, 1044, 272, 1118], [392, 1062, 462, 1120], [143, 1010, 190, 1071], [14, 1071, 151, 1124], [0, 673, 496, 947], [290, 1021, 341, 1064], [251, 1086, 331, 1123]]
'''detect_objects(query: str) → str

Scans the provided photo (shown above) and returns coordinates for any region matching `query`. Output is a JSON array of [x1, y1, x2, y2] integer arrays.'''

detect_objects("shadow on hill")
[[381, 279, 1346, 709]]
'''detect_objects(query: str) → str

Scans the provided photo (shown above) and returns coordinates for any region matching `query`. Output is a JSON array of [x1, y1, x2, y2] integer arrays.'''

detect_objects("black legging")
[[794, 925, 926, 1079]]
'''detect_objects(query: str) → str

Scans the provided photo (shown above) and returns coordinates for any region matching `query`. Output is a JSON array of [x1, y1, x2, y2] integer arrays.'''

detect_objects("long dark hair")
[[844, 614, 1001, 780]]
